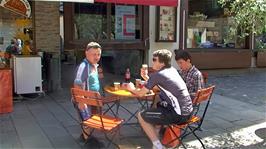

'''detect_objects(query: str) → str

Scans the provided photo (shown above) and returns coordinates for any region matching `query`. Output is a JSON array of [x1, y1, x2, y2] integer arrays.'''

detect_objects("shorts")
[[140, 106, 191, 125]]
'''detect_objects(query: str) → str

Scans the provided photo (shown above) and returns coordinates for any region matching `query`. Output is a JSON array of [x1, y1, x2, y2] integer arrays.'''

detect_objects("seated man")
[[174, 49, 204, 100], [126, 49, 193, 149], [73, 42, 102, 140]]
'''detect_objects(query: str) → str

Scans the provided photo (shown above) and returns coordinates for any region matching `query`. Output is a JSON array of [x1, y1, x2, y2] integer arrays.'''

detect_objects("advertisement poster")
[[156, 6, 177, 42], [115, 5, 135, 40]]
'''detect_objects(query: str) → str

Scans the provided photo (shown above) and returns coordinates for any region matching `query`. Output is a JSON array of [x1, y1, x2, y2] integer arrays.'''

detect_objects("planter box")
[[256, 51, 266, 67]]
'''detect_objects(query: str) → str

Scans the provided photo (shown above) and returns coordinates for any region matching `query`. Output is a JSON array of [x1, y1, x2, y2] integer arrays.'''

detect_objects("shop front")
[[0, 0, 32, 54], [0, 0, 62, 92], [178, 0, 252, 69], [64, 2, 151, 75]]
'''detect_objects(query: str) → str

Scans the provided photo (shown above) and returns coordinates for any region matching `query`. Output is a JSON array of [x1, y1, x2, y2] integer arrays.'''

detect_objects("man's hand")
[[126, 82, 136, 91], [140, 68, 149, 81]]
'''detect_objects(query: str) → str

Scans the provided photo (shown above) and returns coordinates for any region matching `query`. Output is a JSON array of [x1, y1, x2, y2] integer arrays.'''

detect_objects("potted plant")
[[218, 0, 266, 67]]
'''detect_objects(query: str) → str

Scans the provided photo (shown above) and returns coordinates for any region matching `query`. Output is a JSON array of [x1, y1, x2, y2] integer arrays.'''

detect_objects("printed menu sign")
[[156, 6, 177, 42]]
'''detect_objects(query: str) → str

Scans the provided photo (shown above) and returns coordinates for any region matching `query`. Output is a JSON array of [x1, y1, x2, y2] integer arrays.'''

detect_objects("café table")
[[104, 85, 155, 125]]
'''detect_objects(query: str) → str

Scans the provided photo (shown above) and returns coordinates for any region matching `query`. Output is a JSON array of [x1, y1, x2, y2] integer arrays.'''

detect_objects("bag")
[[161, 126, 181, 148]]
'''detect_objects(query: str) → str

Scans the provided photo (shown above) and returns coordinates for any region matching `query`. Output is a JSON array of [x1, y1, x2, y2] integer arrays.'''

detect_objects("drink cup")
[[142, 64, 148, 75], [113, 82, 120, 91], [135, 79, 141, 88], [121, 82, 128, 89], [139, 80, 146, 88]]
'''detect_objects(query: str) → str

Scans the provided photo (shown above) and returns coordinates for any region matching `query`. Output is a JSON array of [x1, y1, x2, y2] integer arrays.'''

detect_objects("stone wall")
[[33, 2, 60, 53], [33, 2, 61, 91]]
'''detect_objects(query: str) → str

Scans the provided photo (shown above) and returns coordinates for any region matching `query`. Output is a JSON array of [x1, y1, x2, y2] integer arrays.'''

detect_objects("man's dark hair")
[[153, 49, 172, 68], [174, 49, 192, 61]]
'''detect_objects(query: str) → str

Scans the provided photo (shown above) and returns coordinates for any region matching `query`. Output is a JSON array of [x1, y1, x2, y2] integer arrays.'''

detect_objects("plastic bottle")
[[125, 68, 131, 83]]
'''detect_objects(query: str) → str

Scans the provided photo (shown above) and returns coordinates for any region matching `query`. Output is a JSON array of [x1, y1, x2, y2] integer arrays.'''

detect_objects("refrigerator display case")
[[13, 55, 42, 94]]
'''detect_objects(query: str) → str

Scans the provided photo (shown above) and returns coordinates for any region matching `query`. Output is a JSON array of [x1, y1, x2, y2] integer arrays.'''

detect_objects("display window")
[[74, 3, 141, 41], [187, 0, 247, 49]]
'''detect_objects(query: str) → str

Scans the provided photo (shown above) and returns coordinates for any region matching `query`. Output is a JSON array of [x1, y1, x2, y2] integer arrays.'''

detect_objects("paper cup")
[[142, 64, 148, 75], [113, 82, 120, 91], [135, 79, 141, 88]]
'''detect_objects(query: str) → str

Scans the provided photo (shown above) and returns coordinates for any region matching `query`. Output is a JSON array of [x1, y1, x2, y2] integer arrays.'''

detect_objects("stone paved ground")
[[0, 64, 265, 149], [207, 68, 266, 107]]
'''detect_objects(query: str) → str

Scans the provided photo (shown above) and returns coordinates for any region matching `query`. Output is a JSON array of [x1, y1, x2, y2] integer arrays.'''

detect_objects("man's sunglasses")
[[152, 58, 158, 62]]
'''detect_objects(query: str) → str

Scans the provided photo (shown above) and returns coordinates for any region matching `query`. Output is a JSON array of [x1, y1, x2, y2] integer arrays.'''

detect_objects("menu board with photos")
[[156, 6, 177, 42]]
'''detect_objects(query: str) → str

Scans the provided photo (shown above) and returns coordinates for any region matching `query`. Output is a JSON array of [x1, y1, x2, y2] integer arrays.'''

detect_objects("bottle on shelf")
[[125, 68, 131, 83]]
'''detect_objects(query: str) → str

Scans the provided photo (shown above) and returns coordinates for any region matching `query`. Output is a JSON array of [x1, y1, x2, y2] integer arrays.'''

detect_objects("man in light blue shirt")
[[73, 42, 102, 140]]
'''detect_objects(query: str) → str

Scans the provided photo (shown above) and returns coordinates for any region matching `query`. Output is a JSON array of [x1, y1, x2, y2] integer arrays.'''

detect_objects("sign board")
[[196, 21, 215, 28], [115, 5, 135, 40], [0, 0, 31, 17]]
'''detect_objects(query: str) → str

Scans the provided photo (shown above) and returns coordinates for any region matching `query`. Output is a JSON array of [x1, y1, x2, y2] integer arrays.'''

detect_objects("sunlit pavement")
[[0, 64, 265, 149], [184, 122, 266, 149]]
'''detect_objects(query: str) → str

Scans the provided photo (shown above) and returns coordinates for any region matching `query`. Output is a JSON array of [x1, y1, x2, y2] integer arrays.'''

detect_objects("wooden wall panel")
[[190, 50, 252, 69]]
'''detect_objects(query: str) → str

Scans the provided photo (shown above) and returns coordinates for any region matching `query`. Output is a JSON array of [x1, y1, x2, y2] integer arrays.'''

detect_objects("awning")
[[34, 0, 94, 3], [95, 0, 178, 6]]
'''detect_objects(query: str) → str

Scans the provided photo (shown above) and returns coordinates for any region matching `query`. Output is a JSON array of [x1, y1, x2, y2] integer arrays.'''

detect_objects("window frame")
[[63, 2, 149, 51]]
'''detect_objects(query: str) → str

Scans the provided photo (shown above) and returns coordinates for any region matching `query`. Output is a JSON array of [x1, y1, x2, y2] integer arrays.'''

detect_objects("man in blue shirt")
[[74, 42, 101, 140], [126, 49, 193, 149], [74, 42, 101, 91]]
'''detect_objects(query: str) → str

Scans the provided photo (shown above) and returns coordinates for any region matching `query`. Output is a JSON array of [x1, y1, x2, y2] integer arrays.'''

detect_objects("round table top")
[[104, 85, 155, 98]]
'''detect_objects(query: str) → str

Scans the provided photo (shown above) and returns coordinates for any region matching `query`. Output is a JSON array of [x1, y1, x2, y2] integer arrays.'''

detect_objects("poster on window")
[[156, 6, 177, 42], [115, 5, 135, 40]]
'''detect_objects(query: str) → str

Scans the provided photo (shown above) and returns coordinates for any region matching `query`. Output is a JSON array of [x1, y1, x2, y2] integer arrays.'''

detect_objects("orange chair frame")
[[162, 85, 215, 149], [71, 88, 123, 148]]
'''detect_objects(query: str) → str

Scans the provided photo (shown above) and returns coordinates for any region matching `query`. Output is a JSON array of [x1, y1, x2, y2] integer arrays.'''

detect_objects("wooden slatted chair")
[[71, 88, 123, 148], [162, 85, 215, 149]]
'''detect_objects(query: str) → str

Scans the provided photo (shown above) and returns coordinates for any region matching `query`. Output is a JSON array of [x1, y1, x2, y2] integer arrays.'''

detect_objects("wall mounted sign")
[[156, 6, 177, 42], [115, 5, 136, 40], [0, 0, 31, 17]]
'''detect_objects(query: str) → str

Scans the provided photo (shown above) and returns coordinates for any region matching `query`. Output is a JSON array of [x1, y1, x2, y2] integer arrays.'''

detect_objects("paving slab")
[[11, 102, 53, 149]]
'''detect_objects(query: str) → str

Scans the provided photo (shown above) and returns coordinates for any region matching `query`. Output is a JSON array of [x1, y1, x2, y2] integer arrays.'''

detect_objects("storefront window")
[[187, 0, 246, 49], [74, 3, 140, 41], [0, 7, 33, 52], [74, 3, 107, 40], [111, 4, 140, 40]]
